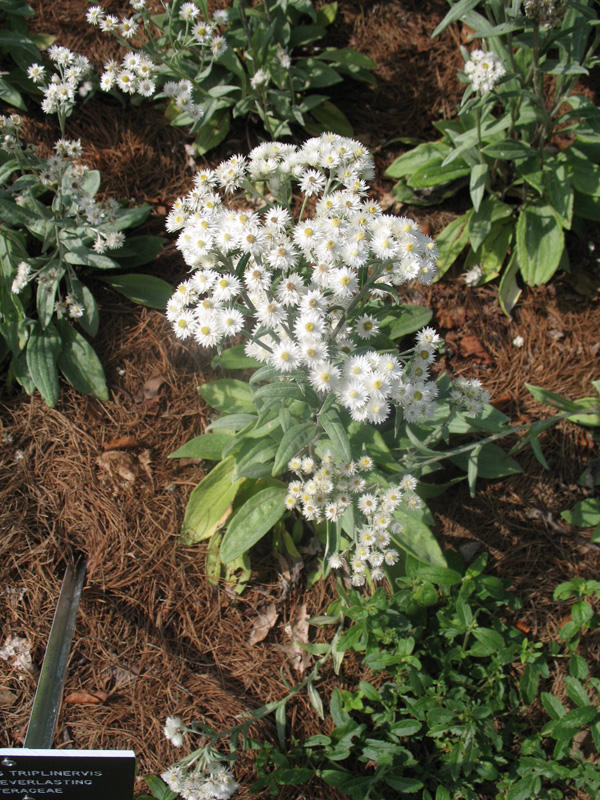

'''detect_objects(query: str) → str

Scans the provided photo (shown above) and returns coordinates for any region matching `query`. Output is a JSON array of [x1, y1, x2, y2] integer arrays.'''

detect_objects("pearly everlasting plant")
[[86, 0, 375, 154], [0, 115, 166, 406], [166, 133, 515, 590], [386, 0, 600, 308], [27, 45, 93, 135]]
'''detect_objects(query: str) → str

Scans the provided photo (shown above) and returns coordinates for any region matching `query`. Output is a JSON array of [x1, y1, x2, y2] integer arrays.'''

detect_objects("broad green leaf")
[[113, 204, 152, 230], [56, 321, 108, 401], [434, 211, 472, 278], [568, 396, 600, 427], [109, 235, 165, 268], [100, 274, 172, 310], [26, 322, 61, 407], [211, 345, 262, 370], [450, 443, 522, 479], [385, 142, 450, 180], [561, 499, 600, 529], [432, 0, 481, 37], [541, 692, 566, 720], [168, 432, 235, 461], [387, 305, 433, 339], [481, 139, 535, 160], [543, 164, 573, 230], [220, 486, 288, 563], [179, 457, 244, 545], [498, 251, 521, 316], [469, 163, 487, 212], [391, 509, 446, 567], [516, 206, 565, 286], [468, 197, 513, 253], [272, 421, 317, 475], [385, 777, 424, 793], [525, 383, 582, 413], [144, 776, 177, 800], [63, 247, 119, 269], [320, 409, 352, 462], [307, 101, 353, 137], [193, 109, 231, 156], [316, 2, 338, 25], [198, 378, 255, 414], [407, 157, 470, 188]]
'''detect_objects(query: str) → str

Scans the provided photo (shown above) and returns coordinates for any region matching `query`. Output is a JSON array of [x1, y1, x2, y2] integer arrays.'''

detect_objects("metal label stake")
[[1, 556, 136, 799]]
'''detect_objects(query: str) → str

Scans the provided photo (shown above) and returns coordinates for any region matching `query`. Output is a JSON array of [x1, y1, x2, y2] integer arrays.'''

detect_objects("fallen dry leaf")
[[96, 451, 138, 493], [282, 604, 310, 675], [102, 435, 140, 451], [0, 687, 18, 707], [459, 334, 493, 365], [65, 690, 109, 706], [0, 635, 35, 677], [437, 303, 466, 330], [247, 602, 279, 647], [134, 374, 166, 403], [138, 449, 153, 481]]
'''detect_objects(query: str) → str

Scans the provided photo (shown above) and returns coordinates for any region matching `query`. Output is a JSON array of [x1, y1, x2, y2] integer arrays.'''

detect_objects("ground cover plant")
[[385, 0, 600, 310], [0, 1, 599, 799]]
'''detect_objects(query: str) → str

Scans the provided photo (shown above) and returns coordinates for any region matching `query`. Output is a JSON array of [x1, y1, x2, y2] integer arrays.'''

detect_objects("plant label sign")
[[0, 749, 136, 799]]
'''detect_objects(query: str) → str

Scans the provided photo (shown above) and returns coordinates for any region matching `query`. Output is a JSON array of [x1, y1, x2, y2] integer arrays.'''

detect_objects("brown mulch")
[[1, 0, 600, 798]]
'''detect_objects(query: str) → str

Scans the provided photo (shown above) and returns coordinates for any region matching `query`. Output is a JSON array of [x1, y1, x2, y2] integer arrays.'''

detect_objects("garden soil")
[[1, 1, 600, 798]]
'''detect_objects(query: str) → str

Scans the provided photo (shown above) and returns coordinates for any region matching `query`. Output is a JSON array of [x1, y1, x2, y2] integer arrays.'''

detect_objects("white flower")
[[27, 63, 45, 83], [463, 263, 482, 286], [163, 716, 186, 747], [250, 68, 269, 89], [512, 335, 524, 348], [464, 49, 506, 94]]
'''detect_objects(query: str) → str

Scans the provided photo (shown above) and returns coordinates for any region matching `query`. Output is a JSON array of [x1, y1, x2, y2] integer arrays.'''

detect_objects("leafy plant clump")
[[251, 555, 600, 800], [386, 0, 600, 310], [150, 556, 600, 800], [87, 0, 375, 154], [0, 114, 169, 406]]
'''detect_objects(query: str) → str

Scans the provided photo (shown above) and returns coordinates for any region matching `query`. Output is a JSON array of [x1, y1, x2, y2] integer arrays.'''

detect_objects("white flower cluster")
[[90, 1, 228, 113], [100, 52, 157, 98], [449, 377, 490, 416], [11, 261, 31, 294], [464, 49, 506, 95], [285, 453, 420, 586], [166, 134, 446, 425], [162, 717, 238, 800], [27, 45, 92, 115], [162, 762, 239, 800]]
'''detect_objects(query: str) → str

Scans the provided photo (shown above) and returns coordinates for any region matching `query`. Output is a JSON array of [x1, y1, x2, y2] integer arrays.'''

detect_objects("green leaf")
[[408, 157, 470, 188], [144, 775, 178, 800], [26, 322, 61, 407], [63, 247, 119, 269], [168, 432, 235, 461], [481, 139, 535, 161], [385, 142, 450, 180], [450, 443, 523, 479], [543, 164, 573, 230], [307, 101, 353, 137], [434, 212, 472, 278], [320, 410, 352, 462], [0, 76, 26, 110], [469, 163, 487, 212], [542, 705, 598, 738], [541, 692, 566, 720], [272, 422, 317, 476], [432, 0, 481, 36], [468, 197, 513, 253], [498, 251, 521, 316], [99, 274, 172, 310], [211, 345, 262, 370], [387, 305, 433, 339], [516, 206, 565, 286], [113, 204, 152, 231], [109, 235, 165, 268], [561, 499, 600, 529], [525, 383, 582, 413], [220, 486, 288, 563], [385, 777, 424, 793], [391, 509, 447, 567], [198, 378, 255, 414], [56, 321, 108, 401], [179, 457, 244, 545], [193, 109, 231, 156], [567, 396, 600, 427], [316, 2, 337, 25]]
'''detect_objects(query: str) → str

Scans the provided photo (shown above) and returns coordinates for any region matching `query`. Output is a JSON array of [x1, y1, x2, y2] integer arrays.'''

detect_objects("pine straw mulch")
[[1, 0, 600, 798]]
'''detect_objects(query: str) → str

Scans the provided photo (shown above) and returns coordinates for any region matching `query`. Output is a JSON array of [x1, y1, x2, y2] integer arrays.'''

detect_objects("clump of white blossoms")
[[464, 49, 506, 94], [89, 0, 228, 123], [164, 133, 472, 427], [162, 716, 239, 800], [27, 45, 92, 118], [285, 452, 422, 586]]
